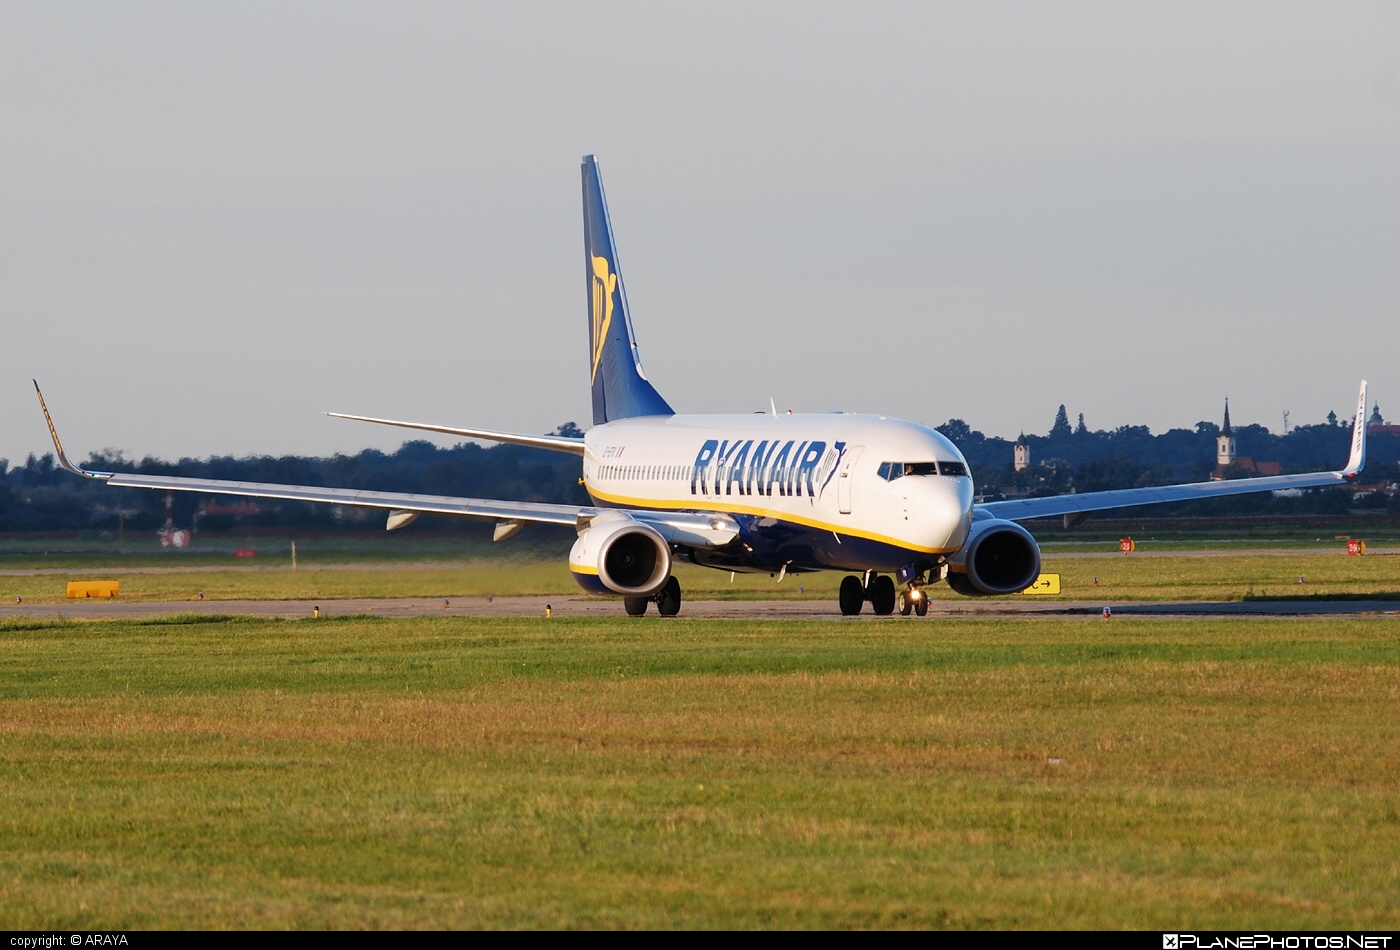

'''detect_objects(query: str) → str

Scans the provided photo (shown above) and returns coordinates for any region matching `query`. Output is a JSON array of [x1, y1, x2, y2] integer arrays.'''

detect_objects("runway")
[[4, 595, 1399, 621]]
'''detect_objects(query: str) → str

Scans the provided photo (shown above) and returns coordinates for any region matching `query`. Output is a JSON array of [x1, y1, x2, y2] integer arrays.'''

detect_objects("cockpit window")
[[879, 460, 969, 480]]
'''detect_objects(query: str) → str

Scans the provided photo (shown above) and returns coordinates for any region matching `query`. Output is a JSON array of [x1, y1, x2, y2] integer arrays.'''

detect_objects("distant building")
[[1367, 402, 1400, 436], [1216, 399, 1237, 468], [1211, 398, 1281, 480], [1014, 432, 1031, 471]]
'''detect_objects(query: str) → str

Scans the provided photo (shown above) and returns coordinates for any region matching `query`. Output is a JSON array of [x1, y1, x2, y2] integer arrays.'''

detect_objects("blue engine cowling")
[[944, 516, 1041, 596]]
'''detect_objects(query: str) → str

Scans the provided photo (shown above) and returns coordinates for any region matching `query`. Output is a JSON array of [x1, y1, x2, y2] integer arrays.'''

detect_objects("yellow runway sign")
[[1021, 574, 1061, 595], [67, 580, 119, 599]]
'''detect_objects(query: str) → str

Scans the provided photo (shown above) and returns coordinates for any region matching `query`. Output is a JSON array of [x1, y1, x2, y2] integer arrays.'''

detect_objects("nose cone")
[[911, 476, 972, 551]]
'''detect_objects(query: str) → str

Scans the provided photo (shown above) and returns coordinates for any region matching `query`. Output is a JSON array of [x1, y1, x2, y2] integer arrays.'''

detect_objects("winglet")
[[32, 381, 111, 479], [1343, 379, 1368, 477]]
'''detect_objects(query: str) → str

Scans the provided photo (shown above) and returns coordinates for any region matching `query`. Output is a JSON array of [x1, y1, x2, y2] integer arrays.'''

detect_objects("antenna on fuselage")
[[770, 397, 778, 418]]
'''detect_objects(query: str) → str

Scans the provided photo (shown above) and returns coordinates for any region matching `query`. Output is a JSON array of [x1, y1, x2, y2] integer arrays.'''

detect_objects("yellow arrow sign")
[[1021, 573, 1061, 595]]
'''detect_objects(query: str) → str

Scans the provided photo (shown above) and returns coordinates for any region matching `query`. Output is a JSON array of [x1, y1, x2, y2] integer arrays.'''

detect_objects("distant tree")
[[1327, 410, 1338, 427], [936, 419, 979, 447], [1075, 413, 1088, 436], [1050, 405, 1072, 439], [554, 422, 585, 438]]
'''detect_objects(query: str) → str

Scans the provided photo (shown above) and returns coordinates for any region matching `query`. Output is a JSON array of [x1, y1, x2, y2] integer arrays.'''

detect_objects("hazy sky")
[[2, 2, 1397, 464]]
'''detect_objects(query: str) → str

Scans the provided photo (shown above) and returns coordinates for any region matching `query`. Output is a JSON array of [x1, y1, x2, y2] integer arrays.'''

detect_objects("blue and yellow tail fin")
[[582, 155, 674, 425]]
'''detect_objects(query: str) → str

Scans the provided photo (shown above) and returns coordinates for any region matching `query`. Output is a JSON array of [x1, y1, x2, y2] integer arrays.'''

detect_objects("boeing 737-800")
[[35, 156, 1369, 617]]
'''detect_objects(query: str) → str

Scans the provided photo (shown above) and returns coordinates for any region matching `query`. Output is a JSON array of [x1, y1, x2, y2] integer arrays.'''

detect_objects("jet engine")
[[945, 517, 1041, 596], [569, 516, 673, 596]]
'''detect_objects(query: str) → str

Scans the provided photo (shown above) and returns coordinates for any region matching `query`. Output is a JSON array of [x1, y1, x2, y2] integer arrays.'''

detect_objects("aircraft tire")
[[838, 576, 864, 615], [914, 596, 929, 617], [624, 596, 650, 616], [870, 575, 897, 615], [898, 591, 912, 616], [657, 576, 681, 616]]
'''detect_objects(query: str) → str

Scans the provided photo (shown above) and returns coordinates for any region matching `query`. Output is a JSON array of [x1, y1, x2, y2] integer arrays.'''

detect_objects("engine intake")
[[569, 516, 673, 596], [945, 517, 1041, 596]]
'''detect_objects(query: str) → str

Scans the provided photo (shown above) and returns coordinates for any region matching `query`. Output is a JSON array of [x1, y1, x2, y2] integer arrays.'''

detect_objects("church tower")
[[1014, 432, 1031, 471], [1216, 399, 1237, 468]]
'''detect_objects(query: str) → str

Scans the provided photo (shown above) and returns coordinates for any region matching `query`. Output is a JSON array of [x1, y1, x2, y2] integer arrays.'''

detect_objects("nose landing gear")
[[897, 583, 929, 617]]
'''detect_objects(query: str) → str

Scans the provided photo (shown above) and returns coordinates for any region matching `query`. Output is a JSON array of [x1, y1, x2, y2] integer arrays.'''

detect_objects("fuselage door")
[[837, 445, 864, 515]]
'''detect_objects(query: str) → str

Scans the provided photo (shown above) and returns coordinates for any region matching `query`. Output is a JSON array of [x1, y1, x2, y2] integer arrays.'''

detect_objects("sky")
[[1, 2, 1397, 464]]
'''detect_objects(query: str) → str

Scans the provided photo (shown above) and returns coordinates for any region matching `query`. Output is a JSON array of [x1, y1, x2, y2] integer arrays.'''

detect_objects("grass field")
[[3, 550, 1397, 604], [2, 614, 1398, 928]]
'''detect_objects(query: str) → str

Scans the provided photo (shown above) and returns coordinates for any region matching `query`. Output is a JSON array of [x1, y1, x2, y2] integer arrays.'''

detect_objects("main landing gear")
[[838, 574, 897, 616], [624, 575, 682, 617], [840, 573, 929, 617]]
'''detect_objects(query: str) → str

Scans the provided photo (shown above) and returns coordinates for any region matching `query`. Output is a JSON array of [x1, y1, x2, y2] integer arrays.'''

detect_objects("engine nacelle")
[[569, 516, 673, 596], [945, 517, 1042, 596]]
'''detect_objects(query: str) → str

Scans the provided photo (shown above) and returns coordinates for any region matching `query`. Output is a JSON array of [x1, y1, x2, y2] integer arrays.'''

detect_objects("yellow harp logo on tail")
[[590, 254, 617, 384]]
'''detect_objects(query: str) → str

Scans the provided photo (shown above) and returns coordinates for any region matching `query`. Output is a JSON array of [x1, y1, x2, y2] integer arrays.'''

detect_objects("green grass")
[[1, 614, 1398, 928], [0, 531, 572, 568], [0, 560, 580, 604], [4, 549, 1398, 604]]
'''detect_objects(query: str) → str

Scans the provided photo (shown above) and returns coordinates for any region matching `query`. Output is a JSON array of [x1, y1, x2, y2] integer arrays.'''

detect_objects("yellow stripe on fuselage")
[[584, 484, 954, 555]]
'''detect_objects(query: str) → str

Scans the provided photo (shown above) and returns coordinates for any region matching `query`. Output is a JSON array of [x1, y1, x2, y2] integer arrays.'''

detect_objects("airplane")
[[34, 155, 1370, 617]]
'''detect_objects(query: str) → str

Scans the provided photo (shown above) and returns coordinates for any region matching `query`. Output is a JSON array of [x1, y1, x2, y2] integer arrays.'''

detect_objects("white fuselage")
[[581, 413, 974, 570]]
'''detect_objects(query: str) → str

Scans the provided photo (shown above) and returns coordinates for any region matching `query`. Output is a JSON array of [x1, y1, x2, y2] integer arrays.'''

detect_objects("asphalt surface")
[[4, 595, 1399, 621]]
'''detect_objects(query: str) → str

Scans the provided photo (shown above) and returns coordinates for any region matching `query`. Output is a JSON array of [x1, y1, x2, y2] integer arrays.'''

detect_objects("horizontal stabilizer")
[[327, 412, 585, 455]]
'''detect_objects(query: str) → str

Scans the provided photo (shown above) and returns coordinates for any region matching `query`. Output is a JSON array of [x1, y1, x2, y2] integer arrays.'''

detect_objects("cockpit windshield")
[[877, 460, 969, 480]]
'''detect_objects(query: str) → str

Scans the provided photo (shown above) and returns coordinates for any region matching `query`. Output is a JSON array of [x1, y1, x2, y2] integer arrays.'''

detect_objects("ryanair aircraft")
[[36, 156, 1369, 617]]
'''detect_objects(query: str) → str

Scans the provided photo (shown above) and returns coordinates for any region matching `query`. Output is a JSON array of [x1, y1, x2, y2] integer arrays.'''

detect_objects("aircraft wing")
[[978, 381, 1368, 524], [109, 472, 587, 526], [33, 383, 737, 547]]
